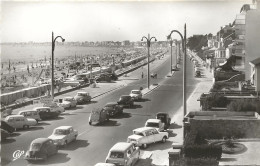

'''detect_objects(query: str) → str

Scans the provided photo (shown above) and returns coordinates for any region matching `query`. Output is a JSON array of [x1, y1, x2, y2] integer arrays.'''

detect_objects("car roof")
[[34, 107, 51, 109], [105, 102, 117, 106], [77, 92, 88, 94], [157, 112, 168, 115], [54, 126, 72, 130], [120, 95, 131, 97], [18, 110, 37, 114], [95, 163, 115, 166], [110, 142, 133, 152], [146, 119, 161, 123], [31, 138, 50, 144], [131, 90, 141, 92], [64, 97, 74, 99], [5, 115, 24, 118], [133, 127, 154, 132]]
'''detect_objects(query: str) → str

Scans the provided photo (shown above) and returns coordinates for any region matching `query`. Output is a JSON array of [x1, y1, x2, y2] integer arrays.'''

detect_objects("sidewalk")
[[136, 53, 214, 166]]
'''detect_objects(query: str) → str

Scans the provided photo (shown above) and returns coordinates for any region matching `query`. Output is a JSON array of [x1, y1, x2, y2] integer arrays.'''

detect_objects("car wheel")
[[142, 144, 147, 149], [89, 121, 92, 125], [73, 135, 77, 141], [162, 136, 167, 143]]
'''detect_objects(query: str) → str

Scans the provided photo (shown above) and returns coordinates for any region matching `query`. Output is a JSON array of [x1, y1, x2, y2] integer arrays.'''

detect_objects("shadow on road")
[[44, 116, 65, 121], [31, 152, 70, 165], [168, 123, 182, 129], [127, 104, 142, 109], [136, 158, 153, 166], [144, 140, 173, 151], [1, 138, 16, 144], [168, 130, 177, 137], [61, 139, 89, 151], [137, 98, 151, 102], [220, 157, 237, 162], [8, 132, 21, 137], [17, 126, 44, 132], [116, 112, 132, 119], [102, 120, 121, 127], [37, 122, 50, 126]]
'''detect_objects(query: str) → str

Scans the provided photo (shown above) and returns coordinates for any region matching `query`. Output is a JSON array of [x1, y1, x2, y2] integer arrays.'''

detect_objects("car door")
[[68, 128, 74, 142], [7, 117, 16, 128], [126, 148, 133, 165], [145, 130, 154, 144], [152, 129, 161, 142], [131, 146, 139, 164]]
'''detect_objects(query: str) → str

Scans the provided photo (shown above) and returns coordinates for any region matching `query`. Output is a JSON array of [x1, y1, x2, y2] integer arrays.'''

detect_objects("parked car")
[[89, 108, 109, 125], [1, 129, 10, 140], [129, 90, 142, 101], [18, 110, 41, 123], [4, 115, 37, 130], [151, 73, 157, 78], [105, 142, 140, 166], [43, 102, 65, 113], [145, 119, 165, 132], [48, 126, 78, 146], [36, 107, 60, 120], [195, 70, 201, 77], [24, 138, 58, 161], [156, 112, 171, 130], [105, 72, 118, 81], [74, 92, 91, 104], [127, 127, 168, 149], [95, 73, 112, 83], [117, 95, 134, 108], [59, 97, 77, 109], [104, 102, 123, 117], [1, 120, 15, 133]]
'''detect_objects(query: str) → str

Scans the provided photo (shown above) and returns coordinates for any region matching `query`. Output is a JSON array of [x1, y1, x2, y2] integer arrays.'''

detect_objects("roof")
[[105, 102, 117, 106], [5, 115, 24, 118], [31, 138, 50, 144], [18, 110, 37, 114], [131, 90, 141, 92], [133, 127, 154, 133], [110, 142, 132, 152], [54, 126, 72, 130], [249, 57, 260, 66], [64, 96, 74, 99], [33, 107, 51, 110], [77, 92, 88, 94], [146, 119, 161, 123]]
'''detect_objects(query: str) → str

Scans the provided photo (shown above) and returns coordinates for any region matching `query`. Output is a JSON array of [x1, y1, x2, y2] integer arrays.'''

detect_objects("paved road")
[[1, 53, 198, 166]]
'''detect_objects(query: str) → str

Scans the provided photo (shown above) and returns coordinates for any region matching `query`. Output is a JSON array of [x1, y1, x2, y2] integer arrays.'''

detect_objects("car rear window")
[[133, 131, 144, 136], [54, 129, 69, 135], [146, 122, 159, 128], [30, 143, 42, 151], [110, 152, 124, 158]]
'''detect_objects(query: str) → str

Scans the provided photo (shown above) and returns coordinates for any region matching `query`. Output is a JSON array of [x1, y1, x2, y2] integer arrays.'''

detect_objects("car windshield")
[[133, 131, 144, 136], [30, 143, 42, 151], [64, 98, 72, 101], [157, 116, 165, 121], [110, 152, 124, 158], [120, 96, 130, 100], [146, 122, 159, 128], [131, 91, 140, 94], [77, 93, 86, 96], [54, 129, 69, 135]]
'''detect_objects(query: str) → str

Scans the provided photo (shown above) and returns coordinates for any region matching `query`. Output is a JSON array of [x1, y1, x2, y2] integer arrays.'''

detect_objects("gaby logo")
[[13, 150, 25, 161]]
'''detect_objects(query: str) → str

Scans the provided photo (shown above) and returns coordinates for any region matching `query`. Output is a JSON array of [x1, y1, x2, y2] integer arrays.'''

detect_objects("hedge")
[[227, 99, 260, 113]]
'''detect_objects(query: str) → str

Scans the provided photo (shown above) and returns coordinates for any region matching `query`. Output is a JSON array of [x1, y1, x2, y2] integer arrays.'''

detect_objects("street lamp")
[[167, 24, 187, 137], [168, 37, 173, 74], [141, 34, 157, 89], [51, 32, 65, 99]]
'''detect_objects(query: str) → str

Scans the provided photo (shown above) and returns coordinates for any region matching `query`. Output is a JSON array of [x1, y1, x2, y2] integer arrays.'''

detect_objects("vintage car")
[[117, 95, 134, 108], [195, 70, 201, 77], [74, 92, 91, 104], [1, 120, 15, 133], [103, 102, 123, 117], [35, 107, 60, 120], [48, 126, 78, 146], [18, 110, 41, 123], [89, 108, 109, 125], [4, 115, 37, 130], [59, 97, 77, 109], [105, 142, 140, 166], [1, 129, 10, 140], [24, 138, 58, 161], [156, 112, 171, 130], [127, 127, 168, 149], [129, 90, 143, 101], [144, 119, 165, 132], [43, 102, 65, 113], [95, 74, 112, 83]]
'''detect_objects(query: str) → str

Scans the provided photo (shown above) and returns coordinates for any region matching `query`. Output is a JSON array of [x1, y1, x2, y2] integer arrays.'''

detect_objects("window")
[[110, 152, 124, 158]]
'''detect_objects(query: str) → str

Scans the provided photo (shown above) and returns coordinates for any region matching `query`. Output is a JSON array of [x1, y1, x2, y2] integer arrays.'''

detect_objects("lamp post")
[[167, 24, 187, 137], [51, 32, 65, 99], [141, 34, 157, 89], [168, 38, 173, 74]]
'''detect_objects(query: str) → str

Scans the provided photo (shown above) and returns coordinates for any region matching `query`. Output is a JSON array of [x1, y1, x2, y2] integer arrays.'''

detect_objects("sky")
[[1, 0, 252, 42]]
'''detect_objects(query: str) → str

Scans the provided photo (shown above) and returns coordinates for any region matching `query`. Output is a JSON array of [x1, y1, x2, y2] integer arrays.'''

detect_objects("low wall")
[[189, 118, 260, 138]]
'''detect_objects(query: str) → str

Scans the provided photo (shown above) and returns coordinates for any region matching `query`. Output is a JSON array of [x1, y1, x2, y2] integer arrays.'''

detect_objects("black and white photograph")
[[1, 0, 260, 165]]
